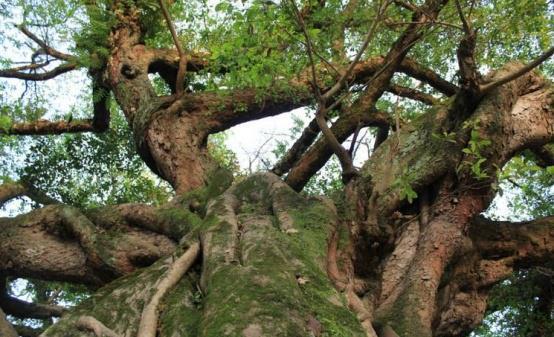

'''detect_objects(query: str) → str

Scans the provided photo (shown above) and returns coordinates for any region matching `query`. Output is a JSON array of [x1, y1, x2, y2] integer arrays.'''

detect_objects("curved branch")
[[0, 62, 77, 81], [0, 181, 59, 205], [17, 25, 74, 61], [0, 204, 177, 286], [137, 241, 200, 337], [397, 58, 458, 96], [531, 143, 554, 167], [285, 110, 392, 190], [0, 294, 66, 319], [480, 46, 554, 95]]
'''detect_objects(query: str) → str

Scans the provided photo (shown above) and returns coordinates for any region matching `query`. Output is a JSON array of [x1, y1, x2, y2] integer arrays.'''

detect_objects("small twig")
[[322, 0, 389, 102], [289, 0, 322, 101]]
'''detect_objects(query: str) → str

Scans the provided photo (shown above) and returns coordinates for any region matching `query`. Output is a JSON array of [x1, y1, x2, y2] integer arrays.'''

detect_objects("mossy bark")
[[41, 174, 366, 337]]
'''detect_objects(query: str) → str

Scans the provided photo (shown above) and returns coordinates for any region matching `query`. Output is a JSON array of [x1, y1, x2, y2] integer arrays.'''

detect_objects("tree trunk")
[[40, 173, 367, 337], [1, 3, 553, 337]]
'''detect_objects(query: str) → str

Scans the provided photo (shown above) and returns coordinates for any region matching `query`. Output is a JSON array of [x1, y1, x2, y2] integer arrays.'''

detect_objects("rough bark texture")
[[1, 1, 553, 337]]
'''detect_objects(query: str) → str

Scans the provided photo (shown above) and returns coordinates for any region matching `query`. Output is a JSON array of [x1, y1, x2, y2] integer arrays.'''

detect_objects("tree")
[[0, 0, 552, 336]]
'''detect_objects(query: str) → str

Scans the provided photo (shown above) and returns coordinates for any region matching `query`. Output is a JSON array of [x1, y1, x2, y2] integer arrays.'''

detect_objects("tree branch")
[[137, 241, 200, 337], [479, 46, 554, 95], [0, 293, 66, 319], [531, 143, 554, 168], [396, 58, 458, 96], [17, 25, 74, 61], [0, 204, 177, 286], [285, 110, 392, 190], [0, 180, 60, 206], [0, 62, 77, 81], [272, 118, 320, 176], [387, 84, 438, 105], [0, 118, 97, 135], [77, 316, 121, 337], [157, 0, 187, 94], [321, 0, 389, 101], [470, 215, 554, 266]]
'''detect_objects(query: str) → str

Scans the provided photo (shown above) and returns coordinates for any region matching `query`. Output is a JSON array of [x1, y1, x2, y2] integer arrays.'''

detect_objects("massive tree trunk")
[[1, 1, 553, 336], [1, 64, 550, 336]]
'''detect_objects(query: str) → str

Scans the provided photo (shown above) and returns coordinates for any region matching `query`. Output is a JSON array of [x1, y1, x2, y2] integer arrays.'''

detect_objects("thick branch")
[[0, 204, 177, 286], [0, 294, 66, 319], [0, 62, 77, 81], [0, 181, 59, 205], [470, 215, 554, 266], [397, 58, 458, 96], [0, 119, 96, 136], [285, 110, 392, 190], [387, 84, 438, 105]]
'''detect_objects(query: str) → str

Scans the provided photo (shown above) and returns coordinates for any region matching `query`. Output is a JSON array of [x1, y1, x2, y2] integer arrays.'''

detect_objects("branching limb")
[[315, 108, 358, 182], [470, 215, 554, 266], [0, 25, 78, 81], [16, 25, 73, 61], [158, 0, 187, 94], [285, 110, 392, 190], [397, 58, 458, 96], [136, 241, 200, 337], [322, 0, 389, 101], [0, 278, 65, 320]]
